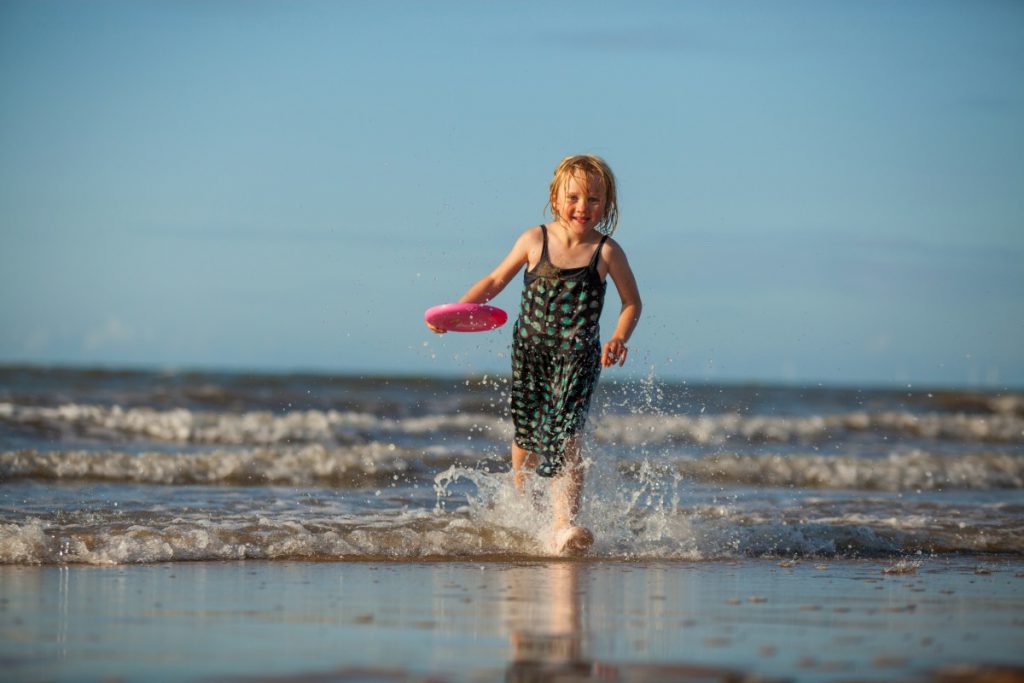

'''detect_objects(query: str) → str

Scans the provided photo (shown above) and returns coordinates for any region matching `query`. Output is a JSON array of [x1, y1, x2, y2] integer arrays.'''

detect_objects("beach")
[[4, 0, 1024, 677], [2, 367, 1023, 681], [3, 557, 1024, 682]]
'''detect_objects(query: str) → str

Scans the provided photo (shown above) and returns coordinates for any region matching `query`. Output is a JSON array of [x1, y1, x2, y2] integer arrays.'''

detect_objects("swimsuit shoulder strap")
[[588, 235, 609, 271], [526, 225, 550, 277]]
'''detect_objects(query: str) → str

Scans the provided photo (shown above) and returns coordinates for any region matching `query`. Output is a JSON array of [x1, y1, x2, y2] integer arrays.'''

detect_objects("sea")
[[1, 365, 1022, 565]]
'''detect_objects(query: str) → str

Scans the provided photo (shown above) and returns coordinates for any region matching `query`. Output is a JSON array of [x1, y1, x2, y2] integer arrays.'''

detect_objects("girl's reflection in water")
[[503, 563, 612, 682], [500, 564, 759, 683]]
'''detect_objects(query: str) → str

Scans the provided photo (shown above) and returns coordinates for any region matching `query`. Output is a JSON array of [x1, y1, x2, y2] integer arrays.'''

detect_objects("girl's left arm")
[[602, 243, 642, 368]]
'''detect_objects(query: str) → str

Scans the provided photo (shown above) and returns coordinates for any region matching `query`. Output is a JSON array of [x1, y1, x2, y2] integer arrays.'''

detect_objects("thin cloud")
[[84, 318, 142, 352]]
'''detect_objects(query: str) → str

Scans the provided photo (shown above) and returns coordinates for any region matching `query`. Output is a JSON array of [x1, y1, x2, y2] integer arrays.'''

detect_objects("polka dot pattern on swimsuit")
[[510, 226, 607, 477]]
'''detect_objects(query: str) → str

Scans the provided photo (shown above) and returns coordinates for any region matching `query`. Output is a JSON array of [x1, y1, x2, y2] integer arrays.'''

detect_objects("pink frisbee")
[[425, 303, 508, 333]]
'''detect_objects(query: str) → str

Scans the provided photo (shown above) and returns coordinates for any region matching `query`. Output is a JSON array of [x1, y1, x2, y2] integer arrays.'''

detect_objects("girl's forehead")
[[559, 171, 605, 195]]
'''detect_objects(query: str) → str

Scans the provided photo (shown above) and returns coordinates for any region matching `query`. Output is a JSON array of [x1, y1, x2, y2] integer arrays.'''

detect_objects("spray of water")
[[432, 368, 710, 558]]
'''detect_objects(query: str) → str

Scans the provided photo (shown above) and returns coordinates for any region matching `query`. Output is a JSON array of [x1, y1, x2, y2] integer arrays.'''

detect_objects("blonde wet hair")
[[546, 154, 619, 236]]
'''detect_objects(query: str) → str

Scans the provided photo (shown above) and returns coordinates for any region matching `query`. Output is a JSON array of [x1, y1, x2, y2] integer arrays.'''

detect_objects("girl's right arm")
[[426, 228, 536, 334]]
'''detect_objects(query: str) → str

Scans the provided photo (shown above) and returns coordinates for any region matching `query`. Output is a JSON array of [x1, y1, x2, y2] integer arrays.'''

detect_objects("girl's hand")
[[426, 321, 446, 335], [601, 338, 628, 367]]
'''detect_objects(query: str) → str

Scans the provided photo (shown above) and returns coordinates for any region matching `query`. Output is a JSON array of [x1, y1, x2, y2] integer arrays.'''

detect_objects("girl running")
[[428, 154, 642, 554]]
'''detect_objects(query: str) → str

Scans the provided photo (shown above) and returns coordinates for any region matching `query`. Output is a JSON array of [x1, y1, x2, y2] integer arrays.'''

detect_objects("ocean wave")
[[0, 513, 537, 565], [0, 402, 508, 446], [2, 503, 1018, 565], [2, 401, 1022, 447], [641, 450, 1024, 491], [595, 411, 1024, 445], [4, 445, 1021, 492], [0, 444, 481, 487]]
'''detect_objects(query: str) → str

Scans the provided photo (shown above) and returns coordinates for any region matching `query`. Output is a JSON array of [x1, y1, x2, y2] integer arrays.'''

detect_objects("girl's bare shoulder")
[[600, 235, 628, 260], [513, 225, 545, 252], [520, 224, 544, 242]]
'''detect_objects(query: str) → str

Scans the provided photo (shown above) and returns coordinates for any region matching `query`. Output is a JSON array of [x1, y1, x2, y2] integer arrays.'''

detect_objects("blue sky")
[[1, 1, 1021, 388]]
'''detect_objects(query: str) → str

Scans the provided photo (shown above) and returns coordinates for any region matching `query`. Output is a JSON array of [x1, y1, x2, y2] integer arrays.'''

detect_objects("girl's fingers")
[[602, 341, 628, 367]]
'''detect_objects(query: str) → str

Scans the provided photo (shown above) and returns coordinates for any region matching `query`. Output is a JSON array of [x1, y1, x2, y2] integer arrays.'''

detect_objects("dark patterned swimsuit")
[[511, 225, 608, 477]]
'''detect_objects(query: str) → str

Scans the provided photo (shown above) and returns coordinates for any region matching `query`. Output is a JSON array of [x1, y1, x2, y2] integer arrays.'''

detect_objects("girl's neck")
[[551, 220, 599, 248]]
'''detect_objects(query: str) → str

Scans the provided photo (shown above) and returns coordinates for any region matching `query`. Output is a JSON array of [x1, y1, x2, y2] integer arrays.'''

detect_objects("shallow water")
[[1, 366, 1022, 564], [3, 558, 1023, 683]]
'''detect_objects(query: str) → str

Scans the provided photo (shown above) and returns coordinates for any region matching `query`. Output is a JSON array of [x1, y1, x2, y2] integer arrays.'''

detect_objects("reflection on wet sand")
[[502, 562, 768, 683], [504, 562, 583, 681], [8, 560, 1024, 683]]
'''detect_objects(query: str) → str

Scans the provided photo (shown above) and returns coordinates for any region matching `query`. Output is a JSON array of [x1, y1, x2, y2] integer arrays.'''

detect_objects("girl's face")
[[553, 172, 606, 236]]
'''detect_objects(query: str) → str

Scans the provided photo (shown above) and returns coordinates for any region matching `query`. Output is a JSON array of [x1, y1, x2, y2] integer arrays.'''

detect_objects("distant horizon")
[[2, 360, 1020, 393]]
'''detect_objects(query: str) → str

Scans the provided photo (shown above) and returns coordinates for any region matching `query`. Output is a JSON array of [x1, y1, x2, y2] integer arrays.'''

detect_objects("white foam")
[[4, 440, 1021, 492], [0, 508, 542, 565], [594, 411, 1024, 445], [4, 476, 1021, 566], [0, 402, 511, 445], [4, 401, 1020, 448], [661, 449, 1024, 491], [0, 443, 470, 486]]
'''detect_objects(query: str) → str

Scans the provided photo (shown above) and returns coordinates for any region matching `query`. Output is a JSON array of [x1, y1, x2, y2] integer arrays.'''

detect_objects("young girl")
[[427, 154, 642, 554]]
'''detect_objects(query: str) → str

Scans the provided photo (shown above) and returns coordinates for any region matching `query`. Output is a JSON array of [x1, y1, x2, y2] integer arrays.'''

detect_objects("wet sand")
[[2, 557, 1024, 683]]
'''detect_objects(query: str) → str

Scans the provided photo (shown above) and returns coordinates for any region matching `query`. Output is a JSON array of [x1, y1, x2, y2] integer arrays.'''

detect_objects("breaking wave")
[[642, 450, 1024, 491], [0, 444, 480, 487], [3, 491, 1020, 566], [3, 402, 1022, 446], [595, 411, 1024, 445], [0, 513, 536, 565], [3, 447, 1021, 492]]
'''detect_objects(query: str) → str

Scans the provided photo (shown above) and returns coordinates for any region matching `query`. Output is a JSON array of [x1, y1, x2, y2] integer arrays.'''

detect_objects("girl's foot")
[[550, 525, 593, 556]]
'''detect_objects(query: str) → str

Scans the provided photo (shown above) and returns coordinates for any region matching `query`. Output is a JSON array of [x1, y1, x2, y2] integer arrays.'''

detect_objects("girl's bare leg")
[[550, 437, 593, 554], [511, 443, 538, 494], [550, 437, 584, 529]]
